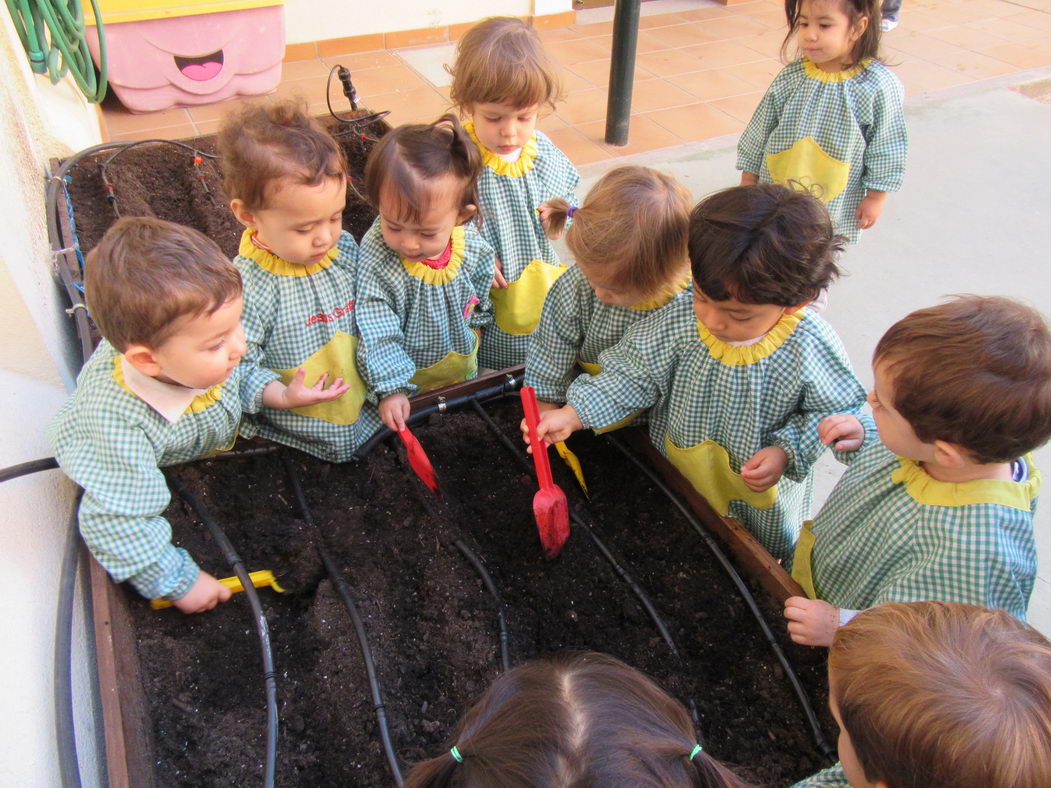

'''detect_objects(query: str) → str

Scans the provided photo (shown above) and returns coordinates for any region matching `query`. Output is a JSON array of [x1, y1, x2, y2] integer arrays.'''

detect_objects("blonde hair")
[[217, 99, 347, 211], [85, 217, 242, 351], [546, 166, 691, 302], [831, 601, 1051, 788], [448, 17, 562, 113]]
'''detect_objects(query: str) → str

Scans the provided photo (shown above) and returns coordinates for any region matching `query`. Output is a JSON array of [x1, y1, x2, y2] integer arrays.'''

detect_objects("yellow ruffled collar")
[[399, 225, 465, 285], [631, 277, 691, 311], [464, 121, 538, 177], [238, 229, 336, 276], [697, 309, 804, 366], [802, 56, 872, 82], [891, 455, 1041, 510]]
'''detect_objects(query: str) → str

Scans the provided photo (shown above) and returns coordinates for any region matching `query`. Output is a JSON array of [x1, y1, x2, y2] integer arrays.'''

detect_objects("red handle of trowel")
[[521, 386, 555, 490]]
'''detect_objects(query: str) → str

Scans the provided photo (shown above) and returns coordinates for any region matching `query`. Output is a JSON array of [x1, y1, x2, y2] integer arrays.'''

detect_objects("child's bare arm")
[[173, 571, 233, 613], [740, 171, 759, 186], [262, 368, 350, 410]]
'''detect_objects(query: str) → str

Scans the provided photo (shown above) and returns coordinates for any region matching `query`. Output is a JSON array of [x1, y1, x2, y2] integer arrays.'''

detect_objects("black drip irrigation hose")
[[451, 540, 512, 673], [278, 452, 404, 786], [54, 494, 84, 788], [604, 434, 836, 762], [0, 456, 58, 482], [165, 475, 279, 788], [467, 398, 680, 657]]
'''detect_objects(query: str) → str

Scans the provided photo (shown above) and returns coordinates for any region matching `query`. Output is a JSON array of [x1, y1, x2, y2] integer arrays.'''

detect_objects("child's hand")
[[740, 171, 759, 186], [173, 571, 232, 614], [818, 414, 864, 452], [284, 368, 350, 408], [856, 190, 887, 230], [537, 201, 563, 240], [740, 446, 788, 492], [492, 256, 509, 289], [784, 596, 839, 647], [521, 405, 582, 453], [379, 393, 411, 432]]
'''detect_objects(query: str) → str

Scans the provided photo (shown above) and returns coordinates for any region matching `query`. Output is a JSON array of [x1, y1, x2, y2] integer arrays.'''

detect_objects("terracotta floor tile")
[[976, 38, 1051, 70], [344, 63, 431, 98], [892, 7, 953, 31], [741, 30, 789, 58], [710, 91, 764, 124], [569, 19, 614, 37], [537, 112, 568, 133], [925, 23, 1009, 51], [884, 30, 973, 60], [560, 69, 594, 92], [186, 95, 271, 124], [577, 114, 684, 156], [271, 75, 338, 105], [628, 78, 701, 113], [111, 123, 198, 142], [926, 48, 1020, 80], [638, 12, 691, 30], [193, 119, 222, 136], [636, 48, 708, 77], [682, 40, 772, 70], [644, 22, 721, 49], [676, 7, 736, 23], [537, 27, 584, 45], [319, 50, 403, 71], [695, 15, 772, 40], [636, 29, 677, 54], [892, 60, 974, 95], [963, 16, 1051, 45], [1003, 8, 1051, 34], [368, 86, 451, 126], [543, 126, 613, 165], [279, 58, 333, 81], [731, 59, 783, 91], [645, 103, 744, 142], [924, 0, 1004, 26], [103, 105, 193, 135], [668, 69, 757, 101], [567, 59, 652, 88], [554, 87, 612, 125], [546, 38, 615, 66], [746, 9, 789, 31]]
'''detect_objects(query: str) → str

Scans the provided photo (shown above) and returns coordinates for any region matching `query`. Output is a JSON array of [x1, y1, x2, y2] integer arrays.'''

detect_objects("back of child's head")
[[364, 114, 480, 225], [217, 99, 347, 211], [85, 216, 242, 351], [830, 601, 1051, 788], [781, 0, 882, 65], [874, 295, 1051, 463], [403, 651, 749, 788], [546, 166, 691, 302], [448, 16, 562, 113], [688, 184, 843, 306]]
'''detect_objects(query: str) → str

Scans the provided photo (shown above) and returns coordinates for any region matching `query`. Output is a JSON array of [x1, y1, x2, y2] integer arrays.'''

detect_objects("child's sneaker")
[[881, 17, 899, 32]]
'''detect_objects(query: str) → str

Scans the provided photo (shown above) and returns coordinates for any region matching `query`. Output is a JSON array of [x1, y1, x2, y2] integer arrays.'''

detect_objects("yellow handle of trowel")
[[150, 569, 286, 610], [554, 440, 589, 498]]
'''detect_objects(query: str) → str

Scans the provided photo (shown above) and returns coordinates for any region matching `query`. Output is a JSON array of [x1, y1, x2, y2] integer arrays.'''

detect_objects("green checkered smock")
[[736, 58, 907, 243], [525, 264, 691, 404], [236, 229, 382, 462], [788, 415, 1039, 621], [565, 290, 866, 560], [465, 122, 579, 369], [792, 764, 849, 787], [356, 218, 495, 399], [48, 340, 266, 601]]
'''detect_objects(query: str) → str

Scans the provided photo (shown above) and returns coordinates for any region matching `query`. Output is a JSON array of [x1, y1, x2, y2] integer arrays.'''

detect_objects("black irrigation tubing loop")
[[452, 540, 512, 673], [604, 434, 837, 763], [467, 397, 680, 658], [0, 456, 58, 483], [277, 452, 405, 787], [165, 474, 280, 788], [98, 140, 221, 218]]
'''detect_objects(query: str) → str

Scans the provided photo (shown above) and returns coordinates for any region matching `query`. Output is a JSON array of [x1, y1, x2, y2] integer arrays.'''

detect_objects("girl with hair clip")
[[529, 185, 867, 561], [526, 166, 692, 413], [448, 16, 580, 370], [356, 114, 496, 432], [403, 652, 750, 788], [737, 0, 906, 243]]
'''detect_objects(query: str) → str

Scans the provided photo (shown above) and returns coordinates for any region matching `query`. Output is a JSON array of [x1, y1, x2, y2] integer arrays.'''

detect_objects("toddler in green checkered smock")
[[737, 0, 907, 243], [355, 115, 496, 433], [448, 17, 580, 370], [218, 102, 381, 462], [528, 185, 867, 561], [49, 218, 347, 613], [784, 296, 1050, 648]]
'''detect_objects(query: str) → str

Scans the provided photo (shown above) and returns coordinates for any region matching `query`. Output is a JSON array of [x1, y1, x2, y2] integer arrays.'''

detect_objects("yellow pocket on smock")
[[766, 137, 850, 204], [409, 338, 479, 394], [491, 259, 567, 336], [790, 521, 818, 599], [274, 332, 366, 425], [663, 435, 778, 515]]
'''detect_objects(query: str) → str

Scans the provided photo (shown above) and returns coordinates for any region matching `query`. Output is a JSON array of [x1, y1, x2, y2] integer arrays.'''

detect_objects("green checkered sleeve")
[[792, 764, 849, 787], [736, 65, 794, 174], [861, 68, 907, 192], [236, 265, 282, 407], [526, 266, 589, 403], [465, 226, 496, 330]]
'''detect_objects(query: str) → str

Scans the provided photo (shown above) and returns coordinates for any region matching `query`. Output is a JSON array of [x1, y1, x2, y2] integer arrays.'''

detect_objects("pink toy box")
[[83, 1, 285, 113]]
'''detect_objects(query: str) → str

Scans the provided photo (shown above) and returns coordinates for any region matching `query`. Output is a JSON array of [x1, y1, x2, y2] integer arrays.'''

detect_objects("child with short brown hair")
[[448, 16, 580, 370], [530, 185, 867, 561], [785, 296, 1051, 646], [48, 217, 335, 613], [219, 100, 379, 462], [525, 166, 692, 407], [403, 652, 750, 788], [793, 601, 1051, 787]]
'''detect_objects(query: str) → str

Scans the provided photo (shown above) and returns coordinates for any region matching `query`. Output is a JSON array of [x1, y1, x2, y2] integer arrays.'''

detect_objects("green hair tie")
[[689, 744, 702, 761], [450, 745, 463, 763]]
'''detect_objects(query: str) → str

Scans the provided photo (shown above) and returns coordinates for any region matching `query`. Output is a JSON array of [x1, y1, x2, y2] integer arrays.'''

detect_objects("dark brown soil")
[[131, 397, 836, 787]]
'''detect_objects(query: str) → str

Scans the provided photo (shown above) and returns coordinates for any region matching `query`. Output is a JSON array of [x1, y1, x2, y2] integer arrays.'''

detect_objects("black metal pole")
[[604, 0, 642, 146]]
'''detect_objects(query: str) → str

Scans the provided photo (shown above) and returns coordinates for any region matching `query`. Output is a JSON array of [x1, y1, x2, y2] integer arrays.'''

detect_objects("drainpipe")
[[604, 0, 642, 146]]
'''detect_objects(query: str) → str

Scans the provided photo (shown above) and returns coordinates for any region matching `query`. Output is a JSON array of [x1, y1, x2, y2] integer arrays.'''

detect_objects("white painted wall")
[[0, 7, 105, 788], [283, 0, 573, 44]]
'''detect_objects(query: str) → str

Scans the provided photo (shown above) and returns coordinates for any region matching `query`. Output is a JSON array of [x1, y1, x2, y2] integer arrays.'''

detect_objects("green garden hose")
[[5, 0, 107, 102]]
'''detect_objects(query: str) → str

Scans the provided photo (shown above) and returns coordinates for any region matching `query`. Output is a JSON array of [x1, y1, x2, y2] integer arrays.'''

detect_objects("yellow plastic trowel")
[[150, 569, 286, 610], [554, 440, 589, 499]]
